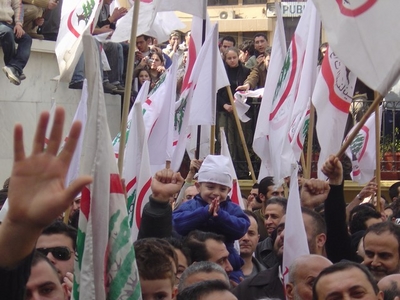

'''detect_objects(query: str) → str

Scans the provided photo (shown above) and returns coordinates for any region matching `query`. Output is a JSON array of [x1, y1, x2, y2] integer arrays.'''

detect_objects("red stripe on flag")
[[135, 178, 152, 229], [181, 36, 197, 92], [126, 177, 137, 193], [145, 99, 152, 106], [230, 180, 239, 205], [81, 186, 91, 220], [67, 10, 80, 38], [269, 37, 298, 120], [321, 52, 351, 113], [110, 173, 124, 194]]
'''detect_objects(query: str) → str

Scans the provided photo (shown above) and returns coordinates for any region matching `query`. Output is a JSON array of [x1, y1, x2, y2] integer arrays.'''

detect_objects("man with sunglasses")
[[36, 221, 76, 290]]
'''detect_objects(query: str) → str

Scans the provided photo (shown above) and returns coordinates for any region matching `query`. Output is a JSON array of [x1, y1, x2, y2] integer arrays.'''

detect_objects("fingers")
[[32, 111, 50, 155], [46, 107, 65, 155], [13, 124, 25, 162], [63, 176, 92, 204], [58, 121, 82, 166]]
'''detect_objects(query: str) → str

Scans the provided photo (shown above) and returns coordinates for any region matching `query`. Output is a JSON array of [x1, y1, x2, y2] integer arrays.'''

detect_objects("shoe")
[[103, 82, 118, 94], [19, 73, 26, 81], [112, 85, 125, 95], [69, 81, 83, 89], [3, 66, 21, 85]]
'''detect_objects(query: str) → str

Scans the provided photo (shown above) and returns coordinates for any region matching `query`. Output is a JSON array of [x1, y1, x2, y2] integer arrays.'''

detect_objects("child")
[[172, 155, 250, 283]]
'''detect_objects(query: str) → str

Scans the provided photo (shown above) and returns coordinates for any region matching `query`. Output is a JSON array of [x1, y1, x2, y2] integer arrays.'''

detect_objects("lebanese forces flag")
[[56, 0, 102, 81], [73, 34, 141, 300], [252, 0, 286, 179], [313, 47, 357, 179], [312, 0, 400, 96], [267, 0, 319, 183], [345, 106, 382, 184], [172, 20, 230, 168], [123, 83, 153, 241], [288, 1, 320, 161], [220, 128, 245, 209]]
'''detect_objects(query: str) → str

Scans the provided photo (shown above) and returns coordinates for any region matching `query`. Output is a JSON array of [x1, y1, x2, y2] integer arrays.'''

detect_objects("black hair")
[[349, 208, 382, 235], [313, 261, 379, 300], [220, 35, 236, 47], [183, 230, 225, 263], [42, 221, 77, 250]]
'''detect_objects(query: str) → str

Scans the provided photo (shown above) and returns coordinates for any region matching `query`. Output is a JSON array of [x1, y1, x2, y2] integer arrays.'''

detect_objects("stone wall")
[[0, 39, 121, 183]]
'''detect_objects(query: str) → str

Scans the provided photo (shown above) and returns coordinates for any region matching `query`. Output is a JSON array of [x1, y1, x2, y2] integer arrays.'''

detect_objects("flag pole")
[[226, 86, 257, 182], [118, 0, 141, 175], [305, 103, 315, 179], [195, 0, 208, 159], [337, 93, 383, 158], [374, 97, 381, 212]]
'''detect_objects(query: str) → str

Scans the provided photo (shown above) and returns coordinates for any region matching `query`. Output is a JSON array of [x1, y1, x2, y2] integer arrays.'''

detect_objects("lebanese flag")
[[56, 0, 102, 81], [252, 0, 286, 179], [313, 47, 357, 179], [72, 33, 141, 300], [147, 55, 178, 171], [282, 166, 309, 285], [288, 4, 320, 160], [267, 0, 319, 183], [312, 0, 400, 96], [344, 106, 382, 184], [123, 100, 152, 241], [188, 22, 229, 126], [220, 128, 245, 209]]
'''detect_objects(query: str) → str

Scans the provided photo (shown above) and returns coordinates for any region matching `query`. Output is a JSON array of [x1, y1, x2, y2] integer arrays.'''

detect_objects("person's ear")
[[195, 182, 201, 189], [317, 233, 327, 249], [377, 290, 384, 300], [285, 283, 294, 300], [62, 282, 69, 300], [171, 285, 178, 300]]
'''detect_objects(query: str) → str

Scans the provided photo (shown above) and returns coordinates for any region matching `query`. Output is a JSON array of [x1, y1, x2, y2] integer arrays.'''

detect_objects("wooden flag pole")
[[305, 103, 316, 179], [63, 206, 71, 224], [300, 151, 307, 178], [118, 0, 141, 176], [337, 93, 383, 158], [226, 86, 257, 183], [374, 98, 381, 212]]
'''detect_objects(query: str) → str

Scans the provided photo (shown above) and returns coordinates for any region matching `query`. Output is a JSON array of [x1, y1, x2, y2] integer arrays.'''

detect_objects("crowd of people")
[[3, 1, 400, 300], [1, 106, 400, 300]]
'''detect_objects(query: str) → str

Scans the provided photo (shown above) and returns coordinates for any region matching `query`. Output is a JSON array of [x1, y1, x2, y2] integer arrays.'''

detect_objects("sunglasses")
[[36, 247, 72, 261]]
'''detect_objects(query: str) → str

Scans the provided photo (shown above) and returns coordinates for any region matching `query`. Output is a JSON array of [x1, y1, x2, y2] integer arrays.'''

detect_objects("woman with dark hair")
[[217, 47, 251, 179]]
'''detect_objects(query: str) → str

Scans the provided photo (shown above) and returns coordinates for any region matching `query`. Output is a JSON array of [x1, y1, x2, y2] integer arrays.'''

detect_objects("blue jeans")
[[70, 40, 108, 85], [0, 22, 32, 74]]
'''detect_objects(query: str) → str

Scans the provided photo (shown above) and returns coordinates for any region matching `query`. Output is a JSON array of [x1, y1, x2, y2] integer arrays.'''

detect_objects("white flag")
[[56, 0, 102, 81], [123, 100, 152, 241], [65, 80, 88, 187], [282, 167, 309, 285], [312, 0, 400, 95], [268, 0, 318, 183], [289, 5, 320, 161], [313, 47, 357, 179], [345, 106, 382, 184], [73, 33, 141, 300], [188, 23, 229, 126], [157, 0, 207, 19], [253, 0, 286, 179], [111, 1, 185, 43]]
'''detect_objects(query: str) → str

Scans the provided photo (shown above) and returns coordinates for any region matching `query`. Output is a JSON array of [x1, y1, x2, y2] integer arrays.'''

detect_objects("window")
[[208, 0, 239, 6], [242, 0, 265, 4]]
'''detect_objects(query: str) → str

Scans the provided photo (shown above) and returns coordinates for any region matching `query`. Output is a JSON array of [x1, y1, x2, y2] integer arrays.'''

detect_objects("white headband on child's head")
[[197, 155, 232, 188]]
